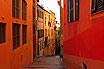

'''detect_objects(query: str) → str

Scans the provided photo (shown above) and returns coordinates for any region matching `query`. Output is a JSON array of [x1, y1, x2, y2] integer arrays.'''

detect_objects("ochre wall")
[[64, 0, 104, 68], [0, 0, 33, 69]]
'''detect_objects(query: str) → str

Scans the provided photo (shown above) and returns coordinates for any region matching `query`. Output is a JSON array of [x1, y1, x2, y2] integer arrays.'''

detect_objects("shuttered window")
[[33, 24, 35, 34], [96, 0, 104, 11], [22, 25, 27, 45], [45, 29, 47, 37], [91, 0, 96, 13], [22, 0, 27, 20], [51, 29, 53, 35], [70, 0, 73, 21], [0, 23, 6, 44], [75, 0, 79, 20], [12, 0, 20, 18], [67, 0, 69, 22], [13, 24, 20, 50], [38, 30, 44, 38], [48, 29, 50, 36], [91, 0, 104, 14]]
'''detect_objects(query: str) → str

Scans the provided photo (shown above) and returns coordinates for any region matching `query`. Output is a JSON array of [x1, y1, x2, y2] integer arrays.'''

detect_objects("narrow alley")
[[23, 56, 66, 69]]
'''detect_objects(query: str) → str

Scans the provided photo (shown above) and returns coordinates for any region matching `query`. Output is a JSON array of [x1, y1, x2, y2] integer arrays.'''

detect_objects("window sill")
[[91, 10, 104, 19], [68, 19, 79, 23], [0, 43, 6, 46]]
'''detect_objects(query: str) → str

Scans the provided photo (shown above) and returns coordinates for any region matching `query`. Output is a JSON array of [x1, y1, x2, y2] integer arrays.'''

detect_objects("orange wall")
[[0, 0, 33, 69]]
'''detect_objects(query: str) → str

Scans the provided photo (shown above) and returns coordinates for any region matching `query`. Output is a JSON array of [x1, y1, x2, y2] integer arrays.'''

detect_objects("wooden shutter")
[[67, 0, 69, 22], [75, 0, 79, 20], [70, 0, 73, 21], [96, 0, 104, 11]]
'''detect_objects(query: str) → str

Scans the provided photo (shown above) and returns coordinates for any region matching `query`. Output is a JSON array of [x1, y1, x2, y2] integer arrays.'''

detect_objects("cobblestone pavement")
[[23, 56, 66, 69]]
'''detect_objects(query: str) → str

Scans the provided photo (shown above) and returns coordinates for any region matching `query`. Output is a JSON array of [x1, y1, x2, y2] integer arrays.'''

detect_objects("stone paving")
[[23, 56, 66, 69]]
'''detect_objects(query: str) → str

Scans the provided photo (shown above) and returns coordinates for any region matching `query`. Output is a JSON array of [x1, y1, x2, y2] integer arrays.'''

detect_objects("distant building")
[[33, 0, 37, 59], [37, 4, 45, 56]]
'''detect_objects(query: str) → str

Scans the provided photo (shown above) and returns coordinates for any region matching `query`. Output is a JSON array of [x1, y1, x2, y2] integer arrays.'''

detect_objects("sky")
[[39, 0, 60, 23]]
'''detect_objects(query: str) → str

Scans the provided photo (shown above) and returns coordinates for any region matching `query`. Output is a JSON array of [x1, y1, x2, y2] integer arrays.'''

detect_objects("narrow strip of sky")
[[39, 0, 60, 23]]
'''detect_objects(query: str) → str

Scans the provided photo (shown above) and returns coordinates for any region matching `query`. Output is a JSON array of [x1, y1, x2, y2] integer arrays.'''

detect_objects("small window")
[[37, 9, 39, 17], [48, 29, 50, 36], [91, 0, 96, 13], [51, 29, 53, 35], [13, 24, 20, 50], [70, 0, 73, 21], [75, 0, 79, 20], [22, 0, 27, 20], [38, 30, 44, 38], [33, 24, 35, 34], [67, 0, 69, 22], [12, 0, 20, 18], [45, 29, 47, 36], [0, 23, 6, 44], [22, 25, 27, 45], [91, 0, 104, 14]]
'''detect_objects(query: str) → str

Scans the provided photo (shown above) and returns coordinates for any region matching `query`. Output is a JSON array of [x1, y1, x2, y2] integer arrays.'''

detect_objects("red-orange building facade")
[[0, 0, 33, 69], [63, 0, 104, 69]]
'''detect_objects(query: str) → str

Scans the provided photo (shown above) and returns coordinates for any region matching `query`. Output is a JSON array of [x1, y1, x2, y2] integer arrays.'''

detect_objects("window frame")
[[12, 0, 20, 19], [13, 23, 20, 50], [91, 0, 104, 14], [0, 23, 6, 44], [75, 0, 79, 20], [22, 0, 27, 21], [22, 25, 27, 45]]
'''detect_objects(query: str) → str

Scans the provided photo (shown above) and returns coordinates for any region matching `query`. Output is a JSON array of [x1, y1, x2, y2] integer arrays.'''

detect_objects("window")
[[48, 29, 50, 36], [22, 25, 27, 45], [22, 0, 27, 20], [13, 24, 20, 50], [12, 0, 20, 18], [45, 29, 47, 37], [91, 0, 96, 13], [51, 29, 53, 35], [37, 9, 39, 17], [91, 0, 104, 14], [67, 0, 69, 22], [33, 24, 35, 34], [70, 0, 73, 21], [0, 23, 6, 44], [75, 0, 79, 20], [38, 30, 44, 38]]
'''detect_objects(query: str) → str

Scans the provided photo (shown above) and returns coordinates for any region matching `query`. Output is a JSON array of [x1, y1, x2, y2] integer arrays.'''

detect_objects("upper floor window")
[[67, 0, 79, 23], [51, 29, 53, 35], [70, 0, 73, 21], [13, 24, 20, 50], [45, 29, 47, 37], [22, 0, 27, 21], [0, 23, 6, 44], [48, 29, 50, 36], [12, 0, 20, 18], [91, 0, 104, 14], [75, 0, 79, 20], [38, 30, 44, 38]]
